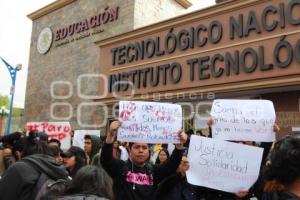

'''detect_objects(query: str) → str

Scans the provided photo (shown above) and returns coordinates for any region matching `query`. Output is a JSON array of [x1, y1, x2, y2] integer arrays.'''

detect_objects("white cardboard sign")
[[210, 99, 276, 142], [73, 130, 101, 149], [187, 135, 263, 193], [117, 101, 182, 144], [26, 122, 71, 149]]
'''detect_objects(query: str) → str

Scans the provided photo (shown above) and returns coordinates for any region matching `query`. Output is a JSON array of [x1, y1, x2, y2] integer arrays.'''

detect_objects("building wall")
[[262, 91, 300, 112], [134, 0, 186, 29], [25, 0, 135, 130], [262, 91, 300, 138], [25, 0, 200, 131]]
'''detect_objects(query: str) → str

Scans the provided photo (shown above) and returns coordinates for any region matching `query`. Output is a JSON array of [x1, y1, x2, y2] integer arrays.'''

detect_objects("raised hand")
[[235, 190, 248, 198], [207, 117, 213, 128], [273, 123, 280, 133], [106, 120, 121, 144], [175, 129, 187, 149]]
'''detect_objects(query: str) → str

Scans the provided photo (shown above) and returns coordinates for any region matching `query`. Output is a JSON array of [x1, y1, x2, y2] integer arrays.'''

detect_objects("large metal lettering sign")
[[97, 0, 300, 102]]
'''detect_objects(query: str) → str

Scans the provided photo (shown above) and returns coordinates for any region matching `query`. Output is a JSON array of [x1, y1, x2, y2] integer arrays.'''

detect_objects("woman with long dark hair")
[[262, 135, 300, 200], [57, 165, 114, 200], [155, 148, 170, 165]]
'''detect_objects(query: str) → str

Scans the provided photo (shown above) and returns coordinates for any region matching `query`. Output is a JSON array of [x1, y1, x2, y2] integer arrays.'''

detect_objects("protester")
[[49, 145, 63, 165], [155, 155, 200, 200], [150, 144, 163, 164], [119, 142, 129, 161], [196, 130, 207, 137], [100, 120, 187, 200], [62, 146, 87, 178], [84, 135, 101, 164], [262, 135, 300, 200], [37, 131, 49, 143], [0, 144, 5, 175], [0, 131, 24, 170], [205, 118, 281, 200], [48, 138, 61, 148], [0, 137, 69, 200], [55, 165, 114, 200], [184, 129, 194, 147], [70, 130, 75, 146], [112, 140, 121, 159], [155, 148, 170, 165], [1, 146, 14, 170]]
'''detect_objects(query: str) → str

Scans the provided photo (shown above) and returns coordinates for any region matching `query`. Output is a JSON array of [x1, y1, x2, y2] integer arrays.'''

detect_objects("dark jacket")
[[100, 143, 183, 200], [262, 191, 300, 200], [156, 173, 199, 200], [91, 153, 101, 167], [0, 154, 69, 200], [199, 143, 274, 200], [277, 192, 300, 200], [202, 188, 239, 200], [207, 128, 274, 200], [57, 194, 109, 200]]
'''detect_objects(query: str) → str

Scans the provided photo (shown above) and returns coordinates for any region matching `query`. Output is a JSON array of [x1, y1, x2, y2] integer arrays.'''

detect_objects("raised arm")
[[100, 121, 124, 179]]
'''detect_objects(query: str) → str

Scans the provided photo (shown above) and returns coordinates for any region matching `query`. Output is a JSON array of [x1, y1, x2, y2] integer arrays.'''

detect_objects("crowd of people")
[[0, 118, 299, 200]]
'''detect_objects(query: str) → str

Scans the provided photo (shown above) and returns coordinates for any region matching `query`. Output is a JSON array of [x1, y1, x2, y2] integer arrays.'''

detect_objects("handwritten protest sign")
[[73, 130, 101, 149], [117, 101, 182, 144], [26, 122, 71, 149], [210, 99, 276, 142], [186, 135, 263, 193]]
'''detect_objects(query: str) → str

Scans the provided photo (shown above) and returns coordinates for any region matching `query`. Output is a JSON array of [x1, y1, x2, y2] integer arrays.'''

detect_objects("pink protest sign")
[[117, 101, 182, 144], [26, 122, 71, 149]]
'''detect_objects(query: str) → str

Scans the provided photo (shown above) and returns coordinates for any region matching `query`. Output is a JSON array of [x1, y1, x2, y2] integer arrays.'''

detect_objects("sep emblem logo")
[[37, 27, 53, 54]]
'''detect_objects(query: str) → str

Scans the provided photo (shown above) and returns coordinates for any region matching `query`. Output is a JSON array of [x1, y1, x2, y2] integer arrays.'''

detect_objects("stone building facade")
[[26, 0, 300, 137], [25, 0, 204, 132]]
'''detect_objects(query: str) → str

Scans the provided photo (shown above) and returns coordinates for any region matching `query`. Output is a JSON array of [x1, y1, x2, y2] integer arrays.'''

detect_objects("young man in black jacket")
[[100, 120, 187, 200], [0, 137, 69, 200]]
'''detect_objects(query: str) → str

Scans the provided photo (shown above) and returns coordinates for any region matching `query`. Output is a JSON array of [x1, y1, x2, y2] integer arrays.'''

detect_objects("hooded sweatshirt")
[[0, 154, 69, 200], [88, 135, 102, 164], [275, 191, 300, 200], [261, 191, 300, 200], [100, 143, 183, 200], [57, 194, 109, 200]]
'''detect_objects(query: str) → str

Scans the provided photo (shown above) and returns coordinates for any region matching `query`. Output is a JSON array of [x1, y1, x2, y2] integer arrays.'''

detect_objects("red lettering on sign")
[[64, 126, 70, 133], [47, 133, 67, 141], [26, 124, 39, 131], [48, 125, 55, 132], [57, 125, 62, 132], [41, 122, 48, 131], [58, 133, 66, 140]]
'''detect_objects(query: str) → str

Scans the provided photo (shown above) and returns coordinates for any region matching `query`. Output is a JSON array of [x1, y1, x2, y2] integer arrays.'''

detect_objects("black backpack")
[[34, 172, 70, 200], [22, 159, 70, 200]]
